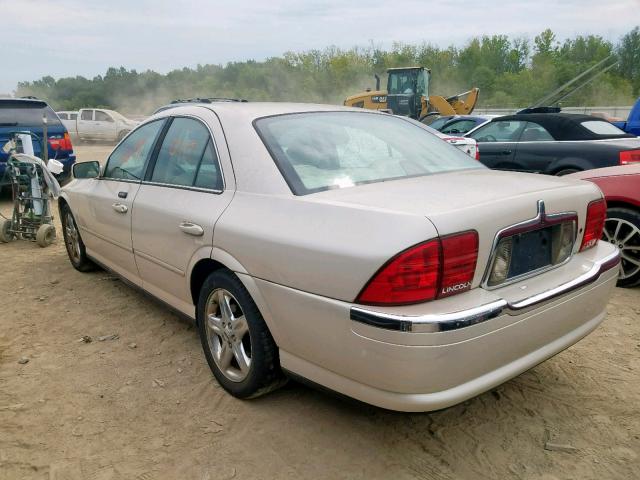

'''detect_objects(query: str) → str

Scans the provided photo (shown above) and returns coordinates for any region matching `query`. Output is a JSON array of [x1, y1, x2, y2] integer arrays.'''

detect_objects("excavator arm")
[[427, 88, 480, 117]]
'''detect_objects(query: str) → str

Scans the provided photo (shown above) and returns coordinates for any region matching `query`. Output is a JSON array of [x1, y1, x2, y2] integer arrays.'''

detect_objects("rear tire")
[[36, 224, 56, 247], [0, 218, 14, 243], [603, 207, 640, 288], [60, 204, 96, 272], [197, 269, 285, 399]]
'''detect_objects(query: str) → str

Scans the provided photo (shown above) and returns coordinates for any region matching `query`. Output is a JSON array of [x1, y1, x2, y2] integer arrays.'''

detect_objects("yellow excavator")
[[344, 67, 479, 123]]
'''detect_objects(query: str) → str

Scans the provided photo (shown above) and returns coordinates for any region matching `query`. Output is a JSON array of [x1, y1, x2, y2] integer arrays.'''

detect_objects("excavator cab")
[[386, 67, 430, 119]]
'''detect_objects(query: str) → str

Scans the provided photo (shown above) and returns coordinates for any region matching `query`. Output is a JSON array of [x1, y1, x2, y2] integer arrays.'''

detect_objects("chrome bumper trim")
[[350, 250, 620, 333]]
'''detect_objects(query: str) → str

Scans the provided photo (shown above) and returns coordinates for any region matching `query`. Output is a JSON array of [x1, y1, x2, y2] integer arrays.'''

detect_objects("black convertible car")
[[466, 113, 640, 175]]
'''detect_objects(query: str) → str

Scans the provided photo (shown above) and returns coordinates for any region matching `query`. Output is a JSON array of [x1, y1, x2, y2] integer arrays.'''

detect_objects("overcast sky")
[[1, 0, 638, 93]]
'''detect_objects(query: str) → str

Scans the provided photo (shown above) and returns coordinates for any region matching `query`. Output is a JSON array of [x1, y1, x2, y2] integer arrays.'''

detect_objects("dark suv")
[[0, 98, 76, 186]]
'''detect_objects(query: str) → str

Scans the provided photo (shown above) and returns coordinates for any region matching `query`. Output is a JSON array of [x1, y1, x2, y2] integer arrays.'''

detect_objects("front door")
[[468, 119, 526, 170], [76, 118, 166, 282], [94, 110, 117, 141], [131, 114, 234, 316]]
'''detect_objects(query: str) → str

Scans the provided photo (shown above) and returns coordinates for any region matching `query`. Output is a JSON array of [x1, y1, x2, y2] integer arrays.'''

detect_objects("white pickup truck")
[[57, 109, 139, 143]]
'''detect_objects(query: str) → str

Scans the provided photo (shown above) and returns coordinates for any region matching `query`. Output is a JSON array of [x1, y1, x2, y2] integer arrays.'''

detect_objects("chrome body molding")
[[350, 249, 620, 333]]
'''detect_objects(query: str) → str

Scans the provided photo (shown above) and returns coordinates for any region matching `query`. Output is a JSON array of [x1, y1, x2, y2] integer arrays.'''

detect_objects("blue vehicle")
[[0, 98, 76, 187], [612, 98, 640, 136], [428, 114, 497, 135]]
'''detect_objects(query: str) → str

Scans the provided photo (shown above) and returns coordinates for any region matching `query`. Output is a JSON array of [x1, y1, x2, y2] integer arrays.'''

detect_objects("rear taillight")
[[439, 231, 478, 298], [619, 149, 640, 165], [475, 145, 480, 161], [580, 199, 606, 251], [48, 132, 73, 151], [356, 231, 478, 306]]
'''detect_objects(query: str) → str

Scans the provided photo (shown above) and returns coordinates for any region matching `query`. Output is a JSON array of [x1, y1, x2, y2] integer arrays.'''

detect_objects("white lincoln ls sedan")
[[60, 102, 619, 412]]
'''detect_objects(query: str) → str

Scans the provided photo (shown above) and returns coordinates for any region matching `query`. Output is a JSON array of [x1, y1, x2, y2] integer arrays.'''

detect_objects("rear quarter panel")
[[214, 192, 439, 302]]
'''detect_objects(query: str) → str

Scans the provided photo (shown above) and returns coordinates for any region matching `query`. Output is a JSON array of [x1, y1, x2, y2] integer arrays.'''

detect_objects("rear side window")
[[150, 117, 215, 188], [194, 140, 223, 190], [104, 120, 165, 180], [95, 111, 113, 122], [81, 110, 93, 121], [469, 120, 526, 142], [581, 120, 626, 136], [0, 101, 62, 127], [70, 113, 78, 120], [58, 113, 68, 120]]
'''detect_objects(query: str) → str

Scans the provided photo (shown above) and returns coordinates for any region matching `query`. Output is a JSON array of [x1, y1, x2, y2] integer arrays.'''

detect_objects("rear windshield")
[[255, 112, 482, 195], [581, 120, 627, 136], [0, 101, 62, 127]]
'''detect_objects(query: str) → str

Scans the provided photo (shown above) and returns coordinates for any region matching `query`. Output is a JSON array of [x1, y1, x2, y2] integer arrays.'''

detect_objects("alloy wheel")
[[64, 212, 81, 263], [205, 288, 252, 382], [603, 217, 640, 280]]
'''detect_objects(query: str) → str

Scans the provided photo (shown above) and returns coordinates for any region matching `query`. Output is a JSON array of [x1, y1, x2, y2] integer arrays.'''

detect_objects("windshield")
[[255, 112, 482, 195], [0, 101, 62, 127]]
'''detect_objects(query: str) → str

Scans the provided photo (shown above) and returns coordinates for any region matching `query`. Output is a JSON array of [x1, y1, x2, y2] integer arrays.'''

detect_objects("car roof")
[[154, 101, 368, 123], [489, 112, 635, 140], [0, 98, 49, 109]]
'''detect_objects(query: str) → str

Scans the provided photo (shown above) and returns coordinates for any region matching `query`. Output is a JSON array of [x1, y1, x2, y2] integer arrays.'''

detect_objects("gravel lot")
[[1, 145, 639, 479]]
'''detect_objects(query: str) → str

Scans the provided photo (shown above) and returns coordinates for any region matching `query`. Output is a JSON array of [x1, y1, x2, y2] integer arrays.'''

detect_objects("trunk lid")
[[308, 169, 602, 287]]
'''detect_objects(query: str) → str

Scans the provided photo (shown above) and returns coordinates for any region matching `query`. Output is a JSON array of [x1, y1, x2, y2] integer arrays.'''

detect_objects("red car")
[[570, 165, 640, 287]]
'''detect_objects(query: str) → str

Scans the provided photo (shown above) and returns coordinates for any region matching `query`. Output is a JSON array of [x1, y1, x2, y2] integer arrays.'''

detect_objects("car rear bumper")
[[250, 241, 619, 412]]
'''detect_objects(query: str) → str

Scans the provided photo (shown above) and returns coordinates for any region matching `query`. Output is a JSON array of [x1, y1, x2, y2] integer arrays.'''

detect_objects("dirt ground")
[[1, 145, 639, 480]]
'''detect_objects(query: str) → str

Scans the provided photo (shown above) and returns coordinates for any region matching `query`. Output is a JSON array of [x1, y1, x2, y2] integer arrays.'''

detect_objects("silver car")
[[60, 102, 620, 412]]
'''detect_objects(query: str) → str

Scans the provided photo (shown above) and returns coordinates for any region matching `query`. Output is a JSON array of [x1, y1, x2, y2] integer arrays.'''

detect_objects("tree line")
[[16, 27, 640, 116]]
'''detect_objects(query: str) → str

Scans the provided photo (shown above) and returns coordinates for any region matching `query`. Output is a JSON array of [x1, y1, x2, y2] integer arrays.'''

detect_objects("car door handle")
[[179, 222, 204, 236], [111, 203, 128, 214], [500, 150, 512, 155]]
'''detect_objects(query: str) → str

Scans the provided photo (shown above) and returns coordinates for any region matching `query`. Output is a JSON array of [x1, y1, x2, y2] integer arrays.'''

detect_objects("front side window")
[[103, 119, 165, 180], [81, 110, 93, 121], [469, 120, 527, 142], [150, 117, 212, 187], [255, 112, 482, 195], [388, 71, 417, 94], [95, 111, 113, 122]]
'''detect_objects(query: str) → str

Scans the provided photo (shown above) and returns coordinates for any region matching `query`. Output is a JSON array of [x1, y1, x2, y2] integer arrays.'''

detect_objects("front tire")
[[603, 207, 640, 287], [60, 204, 96, 272], [197, 269, 284, 399]]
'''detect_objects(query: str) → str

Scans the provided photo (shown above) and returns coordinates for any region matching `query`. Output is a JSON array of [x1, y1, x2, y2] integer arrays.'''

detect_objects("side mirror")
[[73, 161, 101, 179]]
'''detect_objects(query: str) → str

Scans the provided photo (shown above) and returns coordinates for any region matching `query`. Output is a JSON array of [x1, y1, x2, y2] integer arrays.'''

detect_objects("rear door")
[[77, 109, 95, 139], [467, 120, 526, 169], [74, 119, 166, 283], [131, 112, 234, 316]]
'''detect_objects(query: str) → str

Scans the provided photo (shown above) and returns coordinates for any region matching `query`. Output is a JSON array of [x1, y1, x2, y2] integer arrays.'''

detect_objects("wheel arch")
[[189, 251, 283, 345]]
